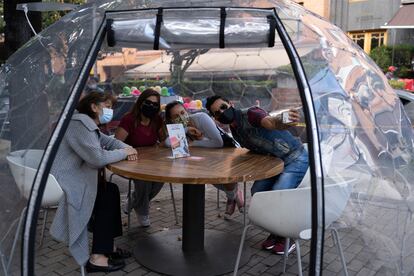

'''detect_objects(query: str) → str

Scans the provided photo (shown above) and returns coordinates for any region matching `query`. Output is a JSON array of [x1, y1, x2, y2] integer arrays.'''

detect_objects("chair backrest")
[[248, 179, 353, 239], [6, 150, 63, 207]]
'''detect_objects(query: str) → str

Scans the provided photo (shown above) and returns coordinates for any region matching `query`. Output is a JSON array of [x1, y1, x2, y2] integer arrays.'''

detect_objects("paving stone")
[[326, 260, 346, 273], [31, 183, 396, 276], [246, 262, 269, 275], [347, 259, 366, 272], [356, 268, 376, 276]]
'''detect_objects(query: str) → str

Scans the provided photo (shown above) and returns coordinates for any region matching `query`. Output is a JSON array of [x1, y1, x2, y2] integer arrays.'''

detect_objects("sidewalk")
[[34, 174, 397, 276]]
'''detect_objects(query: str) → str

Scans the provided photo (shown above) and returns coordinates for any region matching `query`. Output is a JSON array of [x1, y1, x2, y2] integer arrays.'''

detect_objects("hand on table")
[[124, 147, 138, 161]]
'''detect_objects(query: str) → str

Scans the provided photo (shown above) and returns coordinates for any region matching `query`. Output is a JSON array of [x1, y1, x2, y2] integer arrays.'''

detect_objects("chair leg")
[[127, 179, 132, 232], [243, 182, 247, 226], [0, 209, 24, 275], [295, 240, 303, 276], [7, 207, 26, 271], [38, 209, 49, 248], [169, 183, 179, 225], [331, 228, 349, 276], [109, 173, 114, 182], [80, 265, 86, 276], [233, 224, 253, 276], [1, 214, 20, 275], [283, 237, 290, 273], [216, 189, 220, 209]]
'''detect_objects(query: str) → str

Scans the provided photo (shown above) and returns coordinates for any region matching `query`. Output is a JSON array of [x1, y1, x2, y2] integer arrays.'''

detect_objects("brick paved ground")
[[31, 174, 411, 276]]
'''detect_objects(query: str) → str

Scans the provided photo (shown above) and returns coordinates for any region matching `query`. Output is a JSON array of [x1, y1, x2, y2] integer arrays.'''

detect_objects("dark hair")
[[205, 95, 229, 114], [77, 91, 116, 119], [165, 101, 185, 123], [129, 88, 161, 129]]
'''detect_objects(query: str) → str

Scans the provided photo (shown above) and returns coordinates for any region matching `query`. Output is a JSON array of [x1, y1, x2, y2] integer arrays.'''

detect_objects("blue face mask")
[[99, 107, 113, 124]]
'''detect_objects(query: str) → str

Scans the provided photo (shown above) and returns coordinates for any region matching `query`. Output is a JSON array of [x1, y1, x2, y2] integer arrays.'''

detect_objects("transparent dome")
[[1, 0, 413, 275]]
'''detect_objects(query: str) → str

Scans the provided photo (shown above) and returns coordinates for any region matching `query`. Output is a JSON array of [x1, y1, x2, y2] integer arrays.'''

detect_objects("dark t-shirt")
[[118, 113, 161, 147]]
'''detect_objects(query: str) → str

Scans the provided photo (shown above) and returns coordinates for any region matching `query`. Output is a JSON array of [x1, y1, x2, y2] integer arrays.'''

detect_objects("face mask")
[[173, 113, 190, 127], [141, 103, 159, 118], [217, 106, 235, 124], [99, 107, 113, 124]]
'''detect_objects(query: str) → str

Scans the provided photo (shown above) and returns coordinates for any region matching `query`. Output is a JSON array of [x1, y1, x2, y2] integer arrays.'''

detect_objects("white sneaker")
[[137, 212, 150, 227]]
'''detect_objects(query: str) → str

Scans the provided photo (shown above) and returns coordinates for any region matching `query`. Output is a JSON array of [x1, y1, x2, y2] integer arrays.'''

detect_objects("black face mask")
[[141, 103, 159, 118], [217, 106, 235, 124]]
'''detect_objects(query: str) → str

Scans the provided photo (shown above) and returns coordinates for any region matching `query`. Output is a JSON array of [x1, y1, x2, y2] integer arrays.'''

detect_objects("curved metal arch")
[[20, 5, 326, 276], [21, 15, 108, 276], [270, 8, 325, 276]]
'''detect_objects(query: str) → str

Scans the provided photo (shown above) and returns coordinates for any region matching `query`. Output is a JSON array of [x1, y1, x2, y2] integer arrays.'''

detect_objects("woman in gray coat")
[[50, 92, 137, 273]]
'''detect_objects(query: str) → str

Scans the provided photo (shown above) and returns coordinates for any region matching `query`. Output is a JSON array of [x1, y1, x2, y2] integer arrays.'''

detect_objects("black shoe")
[[85, 259, 125, 273], [106, 248, 132, 260]]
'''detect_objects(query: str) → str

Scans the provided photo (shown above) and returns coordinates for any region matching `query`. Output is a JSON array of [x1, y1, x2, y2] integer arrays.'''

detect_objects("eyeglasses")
[[213, 103, 229, 118], [143, 99, 160, 108]]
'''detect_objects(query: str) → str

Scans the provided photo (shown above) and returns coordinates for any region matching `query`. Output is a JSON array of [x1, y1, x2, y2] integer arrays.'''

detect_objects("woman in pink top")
[[115, 89, 166, 227]]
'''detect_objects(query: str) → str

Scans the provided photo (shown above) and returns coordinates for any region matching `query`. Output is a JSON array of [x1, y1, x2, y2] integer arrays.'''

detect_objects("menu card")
[[166, 124, 190, 158]]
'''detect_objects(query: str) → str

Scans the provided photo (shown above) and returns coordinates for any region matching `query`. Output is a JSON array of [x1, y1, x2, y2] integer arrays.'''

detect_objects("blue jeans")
[[251, 149, 309, 195]]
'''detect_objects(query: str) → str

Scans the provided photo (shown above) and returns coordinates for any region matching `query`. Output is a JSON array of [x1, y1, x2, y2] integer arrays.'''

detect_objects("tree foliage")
[[42, 0, 86, 29], [370, 44, 414, 78]]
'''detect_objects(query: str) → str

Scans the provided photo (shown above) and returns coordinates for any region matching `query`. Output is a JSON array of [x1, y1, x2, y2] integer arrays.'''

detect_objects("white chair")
[[2, 150, 64, 275], [233, 178, 353, 276]]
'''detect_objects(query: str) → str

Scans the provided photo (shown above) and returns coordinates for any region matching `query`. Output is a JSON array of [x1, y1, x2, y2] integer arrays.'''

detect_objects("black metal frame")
[[21, 14, 108, 276], [21, 5, 326, 276], [270, 8, 325, 275]]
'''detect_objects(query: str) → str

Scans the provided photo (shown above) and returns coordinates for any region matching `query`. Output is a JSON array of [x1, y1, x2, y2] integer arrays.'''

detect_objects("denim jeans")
[[251, 149, 309, 195]]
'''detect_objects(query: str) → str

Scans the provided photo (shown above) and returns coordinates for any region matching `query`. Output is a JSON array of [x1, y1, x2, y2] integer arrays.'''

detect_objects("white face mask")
[[99, 107, 113, 124]]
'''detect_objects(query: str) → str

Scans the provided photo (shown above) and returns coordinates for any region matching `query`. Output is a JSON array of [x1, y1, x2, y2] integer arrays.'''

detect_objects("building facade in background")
[[294, 0, 414, 54]]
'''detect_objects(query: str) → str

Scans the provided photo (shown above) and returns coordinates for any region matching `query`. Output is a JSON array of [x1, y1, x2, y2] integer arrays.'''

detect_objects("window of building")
[[349, 31, 387, 53], [371, 32, 385, 50], [351, 33, 365, 49]]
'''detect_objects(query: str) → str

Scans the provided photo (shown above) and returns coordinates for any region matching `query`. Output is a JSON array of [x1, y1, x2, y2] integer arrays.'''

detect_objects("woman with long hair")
[[164, 100, 244, 219], [115, 88, 166, 227]]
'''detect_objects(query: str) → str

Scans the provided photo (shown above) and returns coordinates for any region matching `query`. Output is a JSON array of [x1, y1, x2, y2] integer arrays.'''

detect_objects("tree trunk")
[[4, 0, 42, 59]]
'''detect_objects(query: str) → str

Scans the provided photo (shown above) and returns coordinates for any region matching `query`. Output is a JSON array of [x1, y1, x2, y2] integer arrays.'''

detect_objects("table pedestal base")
[[133, 229, 251, 276]]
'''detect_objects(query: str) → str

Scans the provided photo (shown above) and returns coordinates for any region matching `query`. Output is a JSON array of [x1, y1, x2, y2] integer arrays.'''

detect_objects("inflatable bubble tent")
[[1, 0, 414, 275]]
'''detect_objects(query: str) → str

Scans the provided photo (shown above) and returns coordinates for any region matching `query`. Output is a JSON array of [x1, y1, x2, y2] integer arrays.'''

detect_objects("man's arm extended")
[[260, 109, 301, 130]]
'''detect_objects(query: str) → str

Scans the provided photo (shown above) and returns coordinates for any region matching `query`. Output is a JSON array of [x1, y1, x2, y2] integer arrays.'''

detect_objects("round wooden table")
[[108, 146, 284, 276]]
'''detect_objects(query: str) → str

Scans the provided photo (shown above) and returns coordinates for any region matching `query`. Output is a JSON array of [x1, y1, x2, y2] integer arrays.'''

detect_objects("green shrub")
[[370, 46, 392, 72], [370, 44, 414, 78], [389, 80, 406, 90]]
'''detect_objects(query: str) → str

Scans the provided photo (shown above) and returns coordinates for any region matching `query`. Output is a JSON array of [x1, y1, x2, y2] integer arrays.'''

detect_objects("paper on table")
[[166, 123, 190, 158]]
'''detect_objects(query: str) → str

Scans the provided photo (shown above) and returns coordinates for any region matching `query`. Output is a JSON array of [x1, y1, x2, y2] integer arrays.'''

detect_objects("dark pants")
[[90, 181, 123, 254]]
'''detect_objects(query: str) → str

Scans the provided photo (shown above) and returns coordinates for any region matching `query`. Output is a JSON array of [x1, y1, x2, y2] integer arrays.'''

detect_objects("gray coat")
[[50, 113, 128, 265]]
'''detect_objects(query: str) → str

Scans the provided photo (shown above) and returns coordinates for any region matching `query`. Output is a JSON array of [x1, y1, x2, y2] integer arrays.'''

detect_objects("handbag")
[[217, 126, 240, 148]]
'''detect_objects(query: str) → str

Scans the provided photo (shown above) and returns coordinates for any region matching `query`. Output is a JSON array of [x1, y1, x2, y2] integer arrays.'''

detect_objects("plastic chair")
[[3, 149, 63, 275], [233, 178, 353, 276]]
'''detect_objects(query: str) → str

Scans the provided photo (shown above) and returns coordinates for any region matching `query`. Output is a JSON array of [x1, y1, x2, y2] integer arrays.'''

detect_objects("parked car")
[[395, 89, 414, 127]]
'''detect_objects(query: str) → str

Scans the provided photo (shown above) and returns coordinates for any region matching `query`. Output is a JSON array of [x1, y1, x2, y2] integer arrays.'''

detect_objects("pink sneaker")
[[224, 199, 236, 220], [272, 239, 296, 255], [235, 188, 244, 213], [261, 234, 278, 250]]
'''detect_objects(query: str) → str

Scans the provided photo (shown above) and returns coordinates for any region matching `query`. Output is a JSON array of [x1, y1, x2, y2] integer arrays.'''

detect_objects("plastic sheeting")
[[107, 8, 276, 49], [0, 0, 413, 275]]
